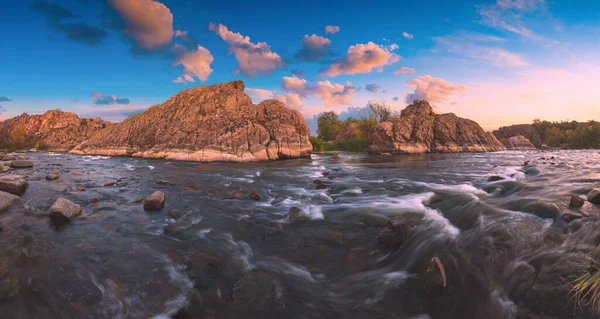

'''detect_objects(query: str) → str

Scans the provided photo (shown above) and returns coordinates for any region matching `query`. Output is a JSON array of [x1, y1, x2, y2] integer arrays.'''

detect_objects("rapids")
[[1, 150, 600, 318]]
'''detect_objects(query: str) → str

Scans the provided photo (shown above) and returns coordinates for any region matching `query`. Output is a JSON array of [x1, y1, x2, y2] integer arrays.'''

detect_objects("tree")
[[366, 101, 391, 123], [317, 111, 342, 141]]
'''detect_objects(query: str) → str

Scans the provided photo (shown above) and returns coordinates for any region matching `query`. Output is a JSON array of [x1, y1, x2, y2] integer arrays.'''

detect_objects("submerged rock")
[[232, 272, 279, 307], [156, 179, 176, 186], [368, 100, 506, 154], [49, 198, 82, 220], [487, 176, 504, 182], [0, 175, 28, 195], [314, 179, 332, 190], [144, 191, 166, 211], [248, 192, 261, 201], [287, 207, 310, 222], [103, 180, 116, 187], [71, 81, 312, 162], [378, 214, 421, 250], [45, 174, 59, 181], [421, 257, 447, 297], [9, 160, 33, 169], [587, 188, 600, 204], [569, 195, 585, 208], [0, 191, 20, 213], [263, 223, 284, 239]]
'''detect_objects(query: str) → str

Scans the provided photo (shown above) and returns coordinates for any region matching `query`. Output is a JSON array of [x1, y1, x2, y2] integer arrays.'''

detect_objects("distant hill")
[[493, 120, 600, 149]]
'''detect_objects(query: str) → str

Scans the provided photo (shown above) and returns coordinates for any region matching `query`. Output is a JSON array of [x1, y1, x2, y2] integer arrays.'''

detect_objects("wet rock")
[[0, 191, 20, 213], [331, 154, 341, 160], [144, 191, 166, 211], [230, 190, 246, 200], [287, 207, 310, 222], [156, 179, 176, 186], [167, 209, 185, 220], [9, 160, 33, 168], [232, 272, 278, 307], [74, 185, 86, 192], [314, 179, 332, 190], [248, 192, 261, 201], [487, 176, 504, 182], [263, 223, 284, 239], [103, 180, 116, 187], [378, 214, 421, 250], [587, 188, 600, 204], [380, 152, 392, 157], [49, 198, 82, 220], [421, 257, 446, 297], [0, 164, 8, 173], [45, 174, 59, 181], [0, 155, 15, 161], [521, 201, 561, 219], [0, 175, 28, 195], [569, 195, 585, 208], [562, 213, 584, 223]]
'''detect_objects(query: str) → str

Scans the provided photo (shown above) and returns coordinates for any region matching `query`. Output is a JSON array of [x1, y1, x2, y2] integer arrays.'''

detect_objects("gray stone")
[[9, 160, 33, 169], [0, 191, 20, 213], [144, 191, 165, 211], [49, 198, 82, 220], [587, 188, 600, 205], [0, 175, 27, 195], [0, 155, 15, 161]]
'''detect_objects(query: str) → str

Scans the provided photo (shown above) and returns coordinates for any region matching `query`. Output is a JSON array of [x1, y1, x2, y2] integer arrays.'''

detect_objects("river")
[[1, 150, 600, 319]]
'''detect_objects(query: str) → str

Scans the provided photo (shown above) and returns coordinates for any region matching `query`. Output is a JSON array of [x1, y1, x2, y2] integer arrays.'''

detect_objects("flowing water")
[[1, 150, 600, 319]]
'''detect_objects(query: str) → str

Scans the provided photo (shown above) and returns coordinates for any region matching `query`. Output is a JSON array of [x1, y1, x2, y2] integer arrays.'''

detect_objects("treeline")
[[310, 101, 391, 152], [0, 125, 48, 152], [532, 119, 600, 149]]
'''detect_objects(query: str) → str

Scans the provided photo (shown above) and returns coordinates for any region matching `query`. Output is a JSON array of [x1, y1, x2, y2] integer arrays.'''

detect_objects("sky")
[[2, 0, 600, 134]]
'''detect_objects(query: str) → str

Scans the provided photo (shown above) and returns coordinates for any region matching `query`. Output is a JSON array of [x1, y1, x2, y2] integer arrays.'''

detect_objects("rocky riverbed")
[[0, 150, 599, 318]]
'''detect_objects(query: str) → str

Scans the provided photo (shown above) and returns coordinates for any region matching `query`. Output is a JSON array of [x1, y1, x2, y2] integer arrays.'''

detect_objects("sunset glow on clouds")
[[3, 0, 600, 134]]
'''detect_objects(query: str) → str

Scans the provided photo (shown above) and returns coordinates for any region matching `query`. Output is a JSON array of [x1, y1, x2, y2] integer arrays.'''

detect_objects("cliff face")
[[0, 110, 109, 151], [71, 81, 312, 162], [493, 124, 542, 147], [503, 135, 537, 150], [368, 100, 506, 154]]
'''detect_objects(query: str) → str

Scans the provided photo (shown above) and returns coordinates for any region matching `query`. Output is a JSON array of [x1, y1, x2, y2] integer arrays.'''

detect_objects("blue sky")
[[2, 0, 600, 133]]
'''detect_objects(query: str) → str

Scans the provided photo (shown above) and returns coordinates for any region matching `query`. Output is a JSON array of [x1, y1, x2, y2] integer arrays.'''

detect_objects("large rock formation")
[[368, 100, 506, 154], [0, 110, 109, 151], [503, 135, 537, 150], [72, 81, 312, 162], [493, 124, 542, 147]]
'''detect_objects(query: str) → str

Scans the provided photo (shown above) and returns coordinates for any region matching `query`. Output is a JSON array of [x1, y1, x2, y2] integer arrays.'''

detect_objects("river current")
[[1, 150, 600, 319]]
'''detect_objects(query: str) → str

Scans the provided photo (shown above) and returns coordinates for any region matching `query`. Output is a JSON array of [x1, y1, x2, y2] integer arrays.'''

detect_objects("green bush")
[[309, 136, 325, 151], [324, 138, 369, 152]]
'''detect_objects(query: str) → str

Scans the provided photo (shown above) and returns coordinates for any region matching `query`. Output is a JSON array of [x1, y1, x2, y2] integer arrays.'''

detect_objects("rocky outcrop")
[[493, 124, 542, 147], [0, 110, 110, 151], [71, 81, 312, 162], [503, 135, 536, 150], [368, 100, 506, 154]]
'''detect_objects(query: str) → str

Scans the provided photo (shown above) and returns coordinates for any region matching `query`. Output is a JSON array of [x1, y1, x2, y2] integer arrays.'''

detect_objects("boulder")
[[487, 176, 505, 182], [0, 191, 20, 213], [71, 81, 312, 162], [9, 160, 33, 168], [570, 195, 585, 208], [46, 174, 59, 181], [287, 207, 310, 222], [232, 272, 278, 306], [144, 191, 166, 211], [378, 214, 421, 250], [587, 189, 600, 205], [493, 124, 543, 146], [103, 180, 116, 187], [421, 257, 447, 297], [368, 100, 506, 154], [0, 110, 110, 152], [0, 175, 27, 195], [248, 192, 261, 201], [503, 135, 537, 150], [49, 198, 82, 220]]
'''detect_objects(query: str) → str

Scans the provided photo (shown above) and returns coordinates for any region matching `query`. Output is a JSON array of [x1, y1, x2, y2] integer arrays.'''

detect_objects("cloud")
[[29, 1, 107, 46], [275, 93, 303, 109], [476, 0, 549, 42], [291, 69, 306, 79], [435, 35, 527, 67], [91, 92, 131, 105], [282, 76, 309, 97], [402, 32, 413, 39], [107, 0, 175, 51], [388, 44, 399, 51], [405, 75, 466, 104], [365, 84, 381, 92], [245, 88, 275, 100], [320, 42, 400, 76], [394, 67, 416, 75], [0, 97, 13, 102], [280, 76, 357, 107], [295, 34, 331, 62], [171, 44, 214, 83], [392, 97, 399, 102], [325, 25, 340, 35], [209, 23, 284, 77]]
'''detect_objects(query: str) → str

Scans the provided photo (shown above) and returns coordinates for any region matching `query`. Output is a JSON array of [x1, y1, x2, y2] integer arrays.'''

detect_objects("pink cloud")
[[435, 35, 528, 67], [405, 75, 467, 104], [402, 32, 413, 39], [245, 88, 274, 100], [208, 23, 284, 77], [282, 76, 308, 97], [108, 0, 174, 51], [325, 25, 340, 35], [91, 92, 103, 98], [394, 67, 416, 75], [275, 93, 303, 109], [280, 76, 357, 106], [320, 42, 400, 76], [296, 34, 331, 61], [171, 44, 214, 83]]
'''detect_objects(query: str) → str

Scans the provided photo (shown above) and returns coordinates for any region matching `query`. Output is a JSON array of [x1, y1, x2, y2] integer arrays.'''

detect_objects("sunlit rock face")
[[368, 100, 506, 154], [503, 135, 537, 150], [71, 80, 312, 162], [0, 110, 110, 151]]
